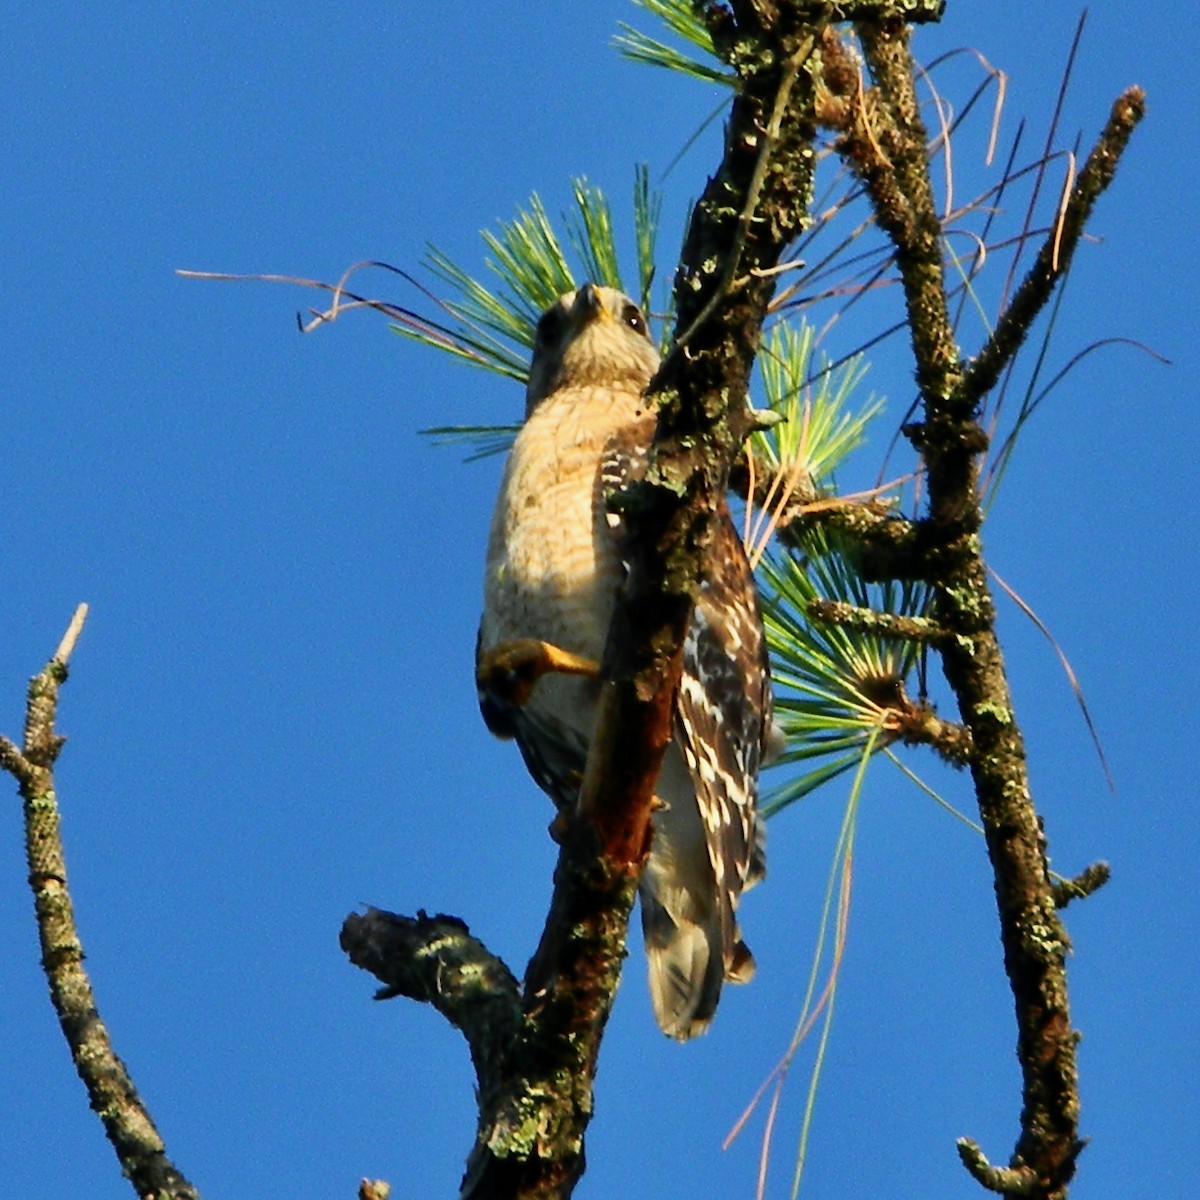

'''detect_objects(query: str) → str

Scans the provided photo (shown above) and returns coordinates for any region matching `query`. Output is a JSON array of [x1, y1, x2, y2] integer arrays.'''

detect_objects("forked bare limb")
[[1, 607, 201, 1200]]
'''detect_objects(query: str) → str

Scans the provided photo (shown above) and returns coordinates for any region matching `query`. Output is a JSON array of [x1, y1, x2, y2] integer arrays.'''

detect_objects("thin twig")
[[957, 87, 1146, 409], [2, 610, 201, 1200], [53, 602, 89, 664]]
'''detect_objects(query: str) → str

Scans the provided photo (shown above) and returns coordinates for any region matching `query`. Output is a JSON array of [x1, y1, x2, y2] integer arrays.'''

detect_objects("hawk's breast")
[[480, 385, 646, 736]]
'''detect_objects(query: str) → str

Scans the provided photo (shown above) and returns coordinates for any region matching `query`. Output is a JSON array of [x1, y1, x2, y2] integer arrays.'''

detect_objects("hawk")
[[477, 283, 772, 1040]]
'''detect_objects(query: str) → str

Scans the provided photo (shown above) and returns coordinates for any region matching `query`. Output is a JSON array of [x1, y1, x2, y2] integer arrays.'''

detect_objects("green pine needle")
[[566, 178, 624, 295], [759, 526, 930, 815], [421, 424, 520, 462], [412, 170, 668, 458], [633, 163, 662, 313], [614, 0, 734, 87], [751, 323, 883, 489]]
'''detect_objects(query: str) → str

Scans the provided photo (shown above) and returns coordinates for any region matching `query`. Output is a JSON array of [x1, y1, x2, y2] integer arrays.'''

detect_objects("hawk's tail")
[[640, 891, 754, 1041]]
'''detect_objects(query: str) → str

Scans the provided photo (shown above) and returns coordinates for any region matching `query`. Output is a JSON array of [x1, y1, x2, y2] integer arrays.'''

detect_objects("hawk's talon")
[[549, 775, 580, 844], [477, 638, 600, 708], [547, 809, 572, 844]]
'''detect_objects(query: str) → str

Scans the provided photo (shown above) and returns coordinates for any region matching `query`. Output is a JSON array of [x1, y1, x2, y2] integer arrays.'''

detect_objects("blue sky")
[[3, 4, 1196, 1197]]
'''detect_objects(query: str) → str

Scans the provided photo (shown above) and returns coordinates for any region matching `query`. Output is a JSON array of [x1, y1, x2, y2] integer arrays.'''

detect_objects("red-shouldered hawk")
[[477, 283, 771, 1040]]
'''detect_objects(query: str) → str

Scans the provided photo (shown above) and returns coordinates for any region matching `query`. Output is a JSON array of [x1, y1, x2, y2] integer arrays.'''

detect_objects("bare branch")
[[458, 824, 641, 1199], [957, 1138, 1039, 1196], [53, 602, 89, 664], [1052, 862, 1111, 910], [806, 596, 946, 643], [340, 909, 520, 1090], [827, 0, 944, 20], [2, 612, 201, 1200], [958, 88, 1146, 409]]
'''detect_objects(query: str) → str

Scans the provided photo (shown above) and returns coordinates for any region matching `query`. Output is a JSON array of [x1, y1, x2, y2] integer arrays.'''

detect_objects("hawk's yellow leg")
[[476, 638, 600, 709], [478, 638, 601, 845]]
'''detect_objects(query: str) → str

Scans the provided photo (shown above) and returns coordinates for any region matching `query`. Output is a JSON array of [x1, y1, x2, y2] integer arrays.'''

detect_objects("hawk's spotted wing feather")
[[674, 521, 770, 974], [598, 417, 653, 539], [603, 422, 770, 1035], [602, 421, 770, 898]]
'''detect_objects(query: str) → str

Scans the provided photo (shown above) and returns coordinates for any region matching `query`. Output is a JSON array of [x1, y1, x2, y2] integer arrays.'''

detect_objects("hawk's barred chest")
[[481, 382, 649, 672]]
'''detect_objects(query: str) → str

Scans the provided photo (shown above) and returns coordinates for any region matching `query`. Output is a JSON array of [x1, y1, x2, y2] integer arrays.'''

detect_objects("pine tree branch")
[[1051, 862, 1110, 910], [820, 0, 945, 17], [858, 18, 1085, 1196], [340, 909, 521, 1096], [463, 8, 834, 1193], [806, 596, 946, 643], [338, 8, 1130, 1200], [1, 607, 202, 1200], [837, 17, 1140, 1198], [456, 824, 642, 1199], [957, 87, 1146, 408]]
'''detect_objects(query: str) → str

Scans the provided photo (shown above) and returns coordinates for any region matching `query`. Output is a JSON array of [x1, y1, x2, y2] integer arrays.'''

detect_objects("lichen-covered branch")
[[1051, 862, 1111, 911], [819, 15, 1137, 1198], [807, 596, 944, 643], [957, 87, 1146, 408], [816, 0, 945, 18], [342, 822, 645, 1200], [612, 0, 831, 713], [1, 607, 201, 1200], [340, 909, 520, 1100], [852, 21, 963, 416], [856, 17, 1085, 1195], [458, 826, 640, 1199]]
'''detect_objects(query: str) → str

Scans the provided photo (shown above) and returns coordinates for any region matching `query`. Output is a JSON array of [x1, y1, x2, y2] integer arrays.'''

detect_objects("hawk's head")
[[525, 283, 660, 415]]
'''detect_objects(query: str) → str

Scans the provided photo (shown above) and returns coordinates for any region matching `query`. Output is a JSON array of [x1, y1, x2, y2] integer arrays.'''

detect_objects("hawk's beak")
[[573, 283, 609, 326]]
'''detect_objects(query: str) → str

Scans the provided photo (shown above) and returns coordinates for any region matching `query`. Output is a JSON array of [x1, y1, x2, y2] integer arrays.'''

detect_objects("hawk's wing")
[[604, 419, 770, 994], [674, 519, 770, 967]]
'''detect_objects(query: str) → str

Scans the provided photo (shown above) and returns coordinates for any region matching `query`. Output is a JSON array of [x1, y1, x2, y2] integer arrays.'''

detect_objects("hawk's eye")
[[535, 306, 566, 349], [621, 303, 647, 337]]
